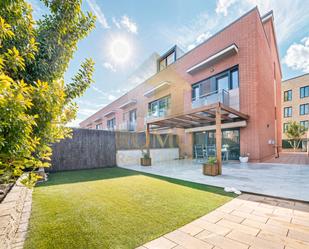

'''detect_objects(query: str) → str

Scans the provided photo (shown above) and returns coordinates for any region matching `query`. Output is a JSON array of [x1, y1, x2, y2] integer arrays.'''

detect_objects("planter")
[[239, 156, 249, 163], [140, 158, 151, 166], [203, 163, 219, 176]]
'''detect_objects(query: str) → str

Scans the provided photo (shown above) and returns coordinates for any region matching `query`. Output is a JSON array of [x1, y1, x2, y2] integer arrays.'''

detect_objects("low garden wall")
[[116, 148, 180, 166], [0, 177, 32, 249]]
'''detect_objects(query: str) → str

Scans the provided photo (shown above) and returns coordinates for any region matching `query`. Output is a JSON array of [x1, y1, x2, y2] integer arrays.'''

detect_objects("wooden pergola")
[[145, 102, 249, 174]]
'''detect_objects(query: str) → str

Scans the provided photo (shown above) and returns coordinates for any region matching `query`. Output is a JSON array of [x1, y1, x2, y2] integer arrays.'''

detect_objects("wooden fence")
[[50, 129, 116, 172], [50, 129, 179, 172]]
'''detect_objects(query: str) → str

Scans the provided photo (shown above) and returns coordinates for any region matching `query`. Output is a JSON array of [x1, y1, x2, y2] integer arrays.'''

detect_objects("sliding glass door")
[[193, 129, 240, 160]]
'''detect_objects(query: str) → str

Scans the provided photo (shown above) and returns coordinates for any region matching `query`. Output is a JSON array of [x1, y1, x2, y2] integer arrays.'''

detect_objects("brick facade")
[[80, 7, 282, 162]]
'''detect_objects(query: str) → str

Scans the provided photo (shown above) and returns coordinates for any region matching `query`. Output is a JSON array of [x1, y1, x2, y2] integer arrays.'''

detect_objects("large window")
[[300, 120, 309, 131], [283, 90, 292, 101], [107, 118, 116, 130], [300, 86, 309, 98], [300, 104, 309, 115], [148, 95, 171, 118], [191, 66, 239, 101], [283, 107, 292, 117], [158, 50, 176, 71]]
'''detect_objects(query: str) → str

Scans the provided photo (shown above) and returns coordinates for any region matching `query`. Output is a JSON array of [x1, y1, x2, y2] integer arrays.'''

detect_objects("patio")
[[120, 159, 309, 202]]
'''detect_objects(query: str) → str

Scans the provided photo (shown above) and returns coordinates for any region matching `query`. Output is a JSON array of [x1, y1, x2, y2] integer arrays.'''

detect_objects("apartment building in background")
[[282, 73, 309, 151], [80, 7, 282, 162]]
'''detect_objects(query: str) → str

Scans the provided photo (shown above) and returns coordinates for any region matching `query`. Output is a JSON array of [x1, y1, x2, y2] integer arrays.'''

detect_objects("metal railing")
[[192, 89, 229, 109]]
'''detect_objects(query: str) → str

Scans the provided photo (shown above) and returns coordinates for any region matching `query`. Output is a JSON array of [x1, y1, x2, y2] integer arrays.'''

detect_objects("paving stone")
[[227, 230, 284, 249], [258, 231, 309, 249], [291, 217, 309, 227], [191, 218, 231, 236], [288, 229, 309, 243], [164, 230, 213, 249], [267, 218, 309, 233], [231, 210, 268, 223], [216, 218, 260, 236], [143, 236, 177, 249], [178, 223, 204, 236], [201, 210, 245, 224], [196, 232, 249, 249], [241, 218, 288, 236]]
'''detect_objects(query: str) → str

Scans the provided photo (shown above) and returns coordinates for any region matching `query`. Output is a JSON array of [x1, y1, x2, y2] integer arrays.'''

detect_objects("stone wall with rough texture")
[[0, 177, 32, 249]]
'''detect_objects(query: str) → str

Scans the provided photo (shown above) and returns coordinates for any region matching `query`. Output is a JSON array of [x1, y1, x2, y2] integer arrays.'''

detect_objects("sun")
[[109, 37, 132, 64]]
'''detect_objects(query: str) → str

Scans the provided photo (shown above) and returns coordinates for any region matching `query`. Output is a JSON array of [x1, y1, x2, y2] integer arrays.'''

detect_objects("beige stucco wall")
[[282, 73, 309, 139]]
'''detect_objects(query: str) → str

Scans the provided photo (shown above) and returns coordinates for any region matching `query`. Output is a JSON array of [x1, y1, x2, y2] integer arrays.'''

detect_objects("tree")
[[285, 121, 306, 152], [0, 0, 95, 186]]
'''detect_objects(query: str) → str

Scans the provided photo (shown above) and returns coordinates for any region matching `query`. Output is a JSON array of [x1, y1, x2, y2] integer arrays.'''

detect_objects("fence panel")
[[50, 129, 116, 172]]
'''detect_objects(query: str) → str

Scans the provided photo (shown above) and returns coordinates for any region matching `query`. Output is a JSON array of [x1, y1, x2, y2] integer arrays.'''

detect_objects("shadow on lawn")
[[38, 167, 234, 197]]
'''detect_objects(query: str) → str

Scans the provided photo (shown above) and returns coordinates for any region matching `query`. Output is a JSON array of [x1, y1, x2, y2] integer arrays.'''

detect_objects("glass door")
[[216, 74, 229, 92]]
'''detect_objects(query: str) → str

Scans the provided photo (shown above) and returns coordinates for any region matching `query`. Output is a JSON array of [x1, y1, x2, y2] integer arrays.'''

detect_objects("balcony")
[[192, 89, 229, 109], [146, 108, 171, 121], [119, 121, 137, 132]]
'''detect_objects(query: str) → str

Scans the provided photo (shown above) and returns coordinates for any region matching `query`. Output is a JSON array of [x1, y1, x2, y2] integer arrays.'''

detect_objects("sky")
[[29, 0, 309, 127]]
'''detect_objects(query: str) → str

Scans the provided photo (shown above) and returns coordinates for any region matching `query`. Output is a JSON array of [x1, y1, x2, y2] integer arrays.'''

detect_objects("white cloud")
[[214, 0, 309, 44], [112, 15, 138, 34], [107, 94, 116, 101], [86, 0, 109, 29], [112, 17, 121, 28], [216, 0, 237, 16], [163, 11, 229, 52], [283, 37, 309, 73], [187, 32, 211, 51], [78, 108, 98, 116], [120, 15, 138, 34], [102, 62, 116, 72]]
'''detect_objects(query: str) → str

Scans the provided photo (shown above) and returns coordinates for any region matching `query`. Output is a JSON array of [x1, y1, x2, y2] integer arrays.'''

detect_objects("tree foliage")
[[285, 121, 307, 151], [0, 0, 95, 185]]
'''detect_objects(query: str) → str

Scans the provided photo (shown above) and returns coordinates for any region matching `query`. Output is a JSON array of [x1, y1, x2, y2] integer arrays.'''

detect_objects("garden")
[[24, 168, 234, 249]]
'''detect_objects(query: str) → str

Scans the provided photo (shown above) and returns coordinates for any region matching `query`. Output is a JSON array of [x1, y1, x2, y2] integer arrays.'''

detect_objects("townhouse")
[[80, 7, 282, 162]]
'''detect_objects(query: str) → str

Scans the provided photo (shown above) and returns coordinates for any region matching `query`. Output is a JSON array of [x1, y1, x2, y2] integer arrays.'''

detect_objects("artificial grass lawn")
[[24, 167, 235, 249]]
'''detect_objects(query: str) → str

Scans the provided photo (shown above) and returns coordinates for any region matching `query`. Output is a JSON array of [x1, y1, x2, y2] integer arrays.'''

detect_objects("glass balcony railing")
[[146, 108, 171, 120], [119, 121, 137, 131], [192, 89, 229, 109]]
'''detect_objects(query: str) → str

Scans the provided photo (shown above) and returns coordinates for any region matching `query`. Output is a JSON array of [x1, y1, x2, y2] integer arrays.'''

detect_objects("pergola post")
[[146, 123, 150, 156], [216, 104, 222, 175]]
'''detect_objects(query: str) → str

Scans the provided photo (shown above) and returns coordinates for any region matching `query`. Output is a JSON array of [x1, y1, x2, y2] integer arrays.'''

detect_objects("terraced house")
[[80, 7, 282, 162], [282, 73, 309, 151]]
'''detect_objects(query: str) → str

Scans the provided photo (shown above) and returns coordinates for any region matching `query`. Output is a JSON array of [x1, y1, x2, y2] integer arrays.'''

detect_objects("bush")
[[0, 0, 95, 186]]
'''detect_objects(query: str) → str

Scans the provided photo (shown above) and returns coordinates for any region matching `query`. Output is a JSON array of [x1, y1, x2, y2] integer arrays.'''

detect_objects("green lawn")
[[24, 167, 234, 249]]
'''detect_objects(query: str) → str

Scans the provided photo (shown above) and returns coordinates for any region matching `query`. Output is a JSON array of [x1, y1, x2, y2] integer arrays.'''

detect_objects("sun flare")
[[109, 37, 132, 64]]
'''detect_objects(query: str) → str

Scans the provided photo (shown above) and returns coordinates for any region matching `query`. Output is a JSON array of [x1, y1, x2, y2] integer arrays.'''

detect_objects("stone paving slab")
[[138, 194, 309, 249], [120, 159, 309, 201]]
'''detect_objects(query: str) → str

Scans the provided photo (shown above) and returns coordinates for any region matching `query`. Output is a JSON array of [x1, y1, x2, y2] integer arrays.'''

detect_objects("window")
[[283, 107, 292, 117], [283, 90, 292, 101], [191, 66, 239, 101], [300, 104, 309, 115], [95, 123, 102, 130], [158, 50, 176, 72], [300, 120, 309, 131], [148, 95, 171, 117], [300, 86, 309, 98], [283, 123, 289, 133], [107, 118, 116, 130], [231, 69, 239, 89]]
